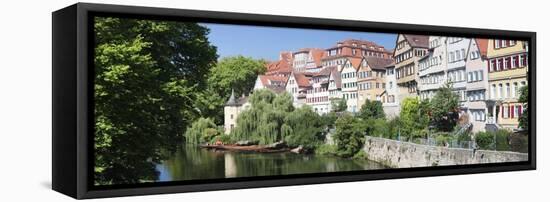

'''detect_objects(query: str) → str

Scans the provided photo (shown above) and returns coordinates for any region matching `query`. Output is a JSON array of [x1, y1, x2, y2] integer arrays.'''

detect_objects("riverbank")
[[200, 144, 290, 153], [362, 136, 529, 168]]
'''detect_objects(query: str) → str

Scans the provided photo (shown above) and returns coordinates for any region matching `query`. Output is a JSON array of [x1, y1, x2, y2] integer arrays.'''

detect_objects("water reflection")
[[157, 145, 386, 182]]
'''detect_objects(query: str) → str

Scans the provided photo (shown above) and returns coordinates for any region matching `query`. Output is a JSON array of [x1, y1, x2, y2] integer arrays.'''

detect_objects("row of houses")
[[224, 37, 528, 134]]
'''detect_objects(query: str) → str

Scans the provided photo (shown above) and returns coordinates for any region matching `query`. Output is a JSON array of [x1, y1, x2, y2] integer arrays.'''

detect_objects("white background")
[[0, 0, 547, 201]]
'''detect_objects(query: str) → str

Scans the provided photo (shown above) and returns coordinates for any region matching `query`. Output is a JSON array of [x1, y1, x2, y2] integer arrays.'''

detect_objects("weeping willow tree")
[[231, 89, 295, 145], [184, 117, 220, 144]]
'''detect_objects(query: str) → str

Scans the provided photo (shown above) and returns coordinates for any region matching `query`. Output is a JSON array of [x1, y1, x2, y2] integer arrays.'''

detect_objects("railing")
[[394, 136, 475, 149]]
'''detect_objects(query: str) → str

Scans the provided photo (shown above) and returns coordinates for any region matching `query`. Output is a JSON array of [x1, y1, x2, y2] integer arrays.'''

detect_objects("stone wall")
[[363, 136, 528, 168]]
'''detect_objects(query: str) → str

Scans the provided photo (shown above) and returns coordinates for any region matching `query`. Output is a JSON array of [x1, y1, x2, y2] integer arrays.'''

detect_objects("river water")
[[156, 145, 386, 182]]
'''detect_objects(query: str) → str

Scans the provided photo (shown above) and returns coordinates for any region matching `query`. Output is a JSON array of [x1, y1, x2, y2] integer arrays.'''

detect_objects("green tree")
[[430, 83, 460, 132], [358, 100, 385, 120], [231, 89, 294, 144], [185, 117, 221, 144], [283, 106, 325, 150], [331, 98, 347, 112], [518, 85, 528, 130], [400, 97, 430, 140], [202, 56, 267, 124], [333, 114, 366, 157], [93, 17, 217, 185]]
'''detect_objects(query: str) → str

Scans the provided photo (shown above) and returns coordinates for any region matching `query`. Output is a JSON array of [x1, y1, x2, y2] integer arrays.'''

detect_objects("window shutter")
[[510, 105, 514, 118], [501, 106, 504, 118]]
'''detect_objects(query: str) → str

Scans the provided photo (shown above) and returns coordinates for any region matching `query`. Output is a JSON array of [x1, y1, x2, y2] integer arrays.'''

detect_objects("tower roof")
[[225, 89, 238, 106]]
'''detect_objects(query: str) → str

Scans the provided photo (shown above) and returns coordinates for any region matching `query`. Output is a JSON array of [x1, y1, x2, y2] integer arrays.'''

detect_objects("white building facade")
[[418, 36, 448, 100]]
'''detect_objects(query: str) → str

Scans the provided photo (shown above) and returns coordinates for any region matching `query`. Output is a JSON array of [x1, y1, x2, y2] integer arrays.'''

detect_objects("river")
[[156, 145, 386, 182]]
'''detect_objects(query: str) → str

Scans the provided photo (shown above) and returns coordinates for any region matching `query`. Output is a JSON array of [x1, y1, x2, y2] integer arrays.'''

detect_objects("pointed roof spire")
[[226, 89, 237, 106]]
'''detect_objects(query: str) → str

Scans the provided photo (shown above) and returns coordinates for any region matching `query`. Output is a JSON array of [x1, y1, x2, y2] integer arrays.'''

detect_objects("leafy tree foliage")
[[518, 85, 528, 130], [200, 56, 267, 124], [331, 98, 347, 112], [358, 100, 385, 120], [284, 106, 326, 150], [185, 118, 221, 144], [429, 83, 460, 132], [231, 89, 294, 145], [333, 114, 366, 158], [93, 17, 217, 185], [399, 97, 430, 140]]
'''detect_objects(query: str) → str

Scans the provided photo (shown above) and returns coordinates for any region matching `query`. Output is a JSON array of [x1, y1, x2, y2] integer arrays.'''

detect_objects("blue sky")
[[202, 23, 397, 61]]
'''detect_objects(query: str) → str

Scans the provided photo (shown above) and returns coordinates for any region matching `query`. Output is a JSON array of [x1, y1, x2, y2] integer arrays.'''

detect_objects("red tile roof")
[[258, 75, 288, 86], [293, 72, 311, 88], [311, 49, 326, 67], [475, 38, 489, 57], [265, 60, 291, 75], [349, 57, 363, 70]]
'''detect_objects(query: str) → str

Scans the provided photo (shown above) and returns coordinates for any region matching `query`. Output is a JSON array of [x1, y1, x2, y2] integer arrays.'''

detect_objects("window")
[[497, 59, 503, 71], [520, 54, 527, 67], [491, 84, 496, 99], [450, 52, 455, 62], [461, 49, 466, 60], [510, 40, 516, 46], [495, 40, 500, 48], [490, 60, 496, 72], [498, 84, 503, 99], [503, 105, 509, 118], [505, 57, 511, 69]]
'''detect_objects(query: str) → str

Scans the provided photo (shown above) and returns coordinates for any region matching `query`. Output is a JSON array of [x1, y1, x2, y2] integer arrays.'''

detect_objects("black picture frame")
[[52, 3, 536, 199]]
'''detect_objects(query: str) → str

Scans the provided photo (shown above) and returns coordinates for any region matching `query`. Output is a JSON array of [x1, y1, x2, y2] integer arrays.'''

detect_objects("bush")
[[475, 131, 494, 150], [210, 134, 234, 145], [494, 129, 511, 151], [475, 129, 511, 150], [352, 150, 368, 160], [435, 133, 452, 147], [315, 144, 338, 156]]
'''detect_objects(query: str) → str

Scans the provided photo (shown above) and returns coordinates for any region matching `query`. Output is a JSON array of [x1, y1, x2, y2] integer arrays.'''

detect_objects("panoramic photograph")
[[92, 17, 530, 186]]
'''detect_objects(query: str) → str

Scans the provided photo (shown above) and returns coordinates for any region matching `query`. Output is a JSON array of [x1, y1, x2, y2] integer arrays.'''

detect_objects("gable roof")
[[258, 75, 288, 87], [363, 56, 395, 70], [403, 34, 429, 48], [293, 72, 312, 88], [329, 66, 342, 89], [265, 60, 291, 75], [315, 66, 335, 77], [311, 49, 327, 67], [475, 38, 489, 57]]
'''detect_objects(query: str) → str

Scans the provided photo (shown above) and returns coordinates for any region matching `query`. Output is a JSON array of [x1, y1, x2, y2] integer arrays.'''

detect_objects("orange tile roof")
[[265, 60, 291, 75], [475, 38, 489, 57], [259, 75, 288, 86], [293, 72, 312, 88]]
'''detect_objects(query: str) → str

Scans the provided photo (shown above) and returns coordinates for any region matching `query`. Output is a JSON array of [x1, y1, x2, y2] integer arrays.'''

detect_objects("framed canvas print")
[[52, 3, 536, 199]]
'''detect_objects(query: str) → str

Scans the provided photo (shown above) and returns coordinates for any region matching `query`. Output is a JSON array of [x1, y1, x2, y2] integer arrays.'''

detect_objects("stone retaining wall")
[[363, 136, 528, 168]]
